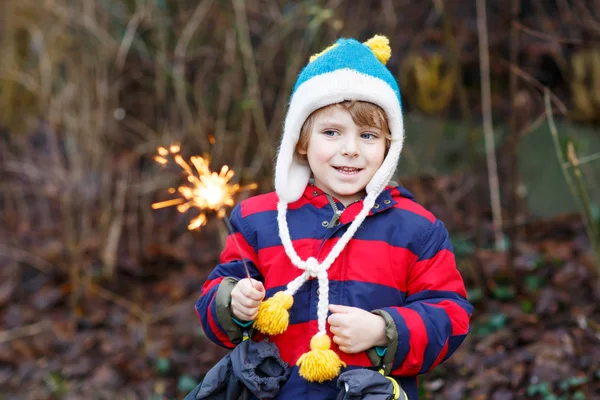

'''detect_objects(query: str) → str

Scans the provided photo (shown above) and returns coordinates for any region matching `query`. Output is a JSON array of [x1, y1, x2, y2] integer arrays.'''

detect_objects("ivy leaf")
[[525, 275, 543, 292], [493, 285, 515, 300], [155, 357, 171, 376], [178, 375, 198, 393]]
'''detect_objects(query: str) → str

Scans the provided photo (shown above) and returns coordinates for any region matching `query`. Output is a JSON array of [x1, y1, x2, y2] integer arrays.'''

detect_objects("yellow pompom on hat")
[[254, 35, 404, 383]]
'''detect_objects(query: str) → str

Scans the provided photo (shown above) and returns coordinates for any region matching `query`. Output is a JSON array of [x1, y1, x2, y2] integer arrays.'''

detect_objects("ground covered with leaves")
[[1, 179, 599, 400]]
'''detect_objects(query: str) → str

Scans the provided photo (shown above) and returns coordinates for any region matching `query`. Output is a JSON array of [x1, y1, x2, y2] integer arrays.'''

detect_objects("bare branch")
[[477, 0, 505, 250]]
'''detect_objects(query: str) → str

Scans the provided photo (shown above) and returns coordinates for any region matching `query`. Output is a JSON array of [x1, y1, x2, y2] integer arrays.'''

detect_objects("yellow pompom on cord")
[[296, 334, 346, 383], [364, 35, 391, 65], [253, 291, 294, 335]]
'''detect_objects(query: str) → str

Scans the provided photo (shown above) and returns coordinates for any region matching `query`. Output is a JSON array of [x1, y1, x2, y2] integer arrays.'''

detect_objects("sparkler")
[[152, 144, 258, 281]]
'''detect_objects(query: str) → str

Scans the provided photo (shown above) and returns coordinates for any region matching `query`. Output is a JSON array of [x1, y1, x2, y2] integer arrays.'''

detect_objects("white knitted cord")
[[277, 195, 376, 335]]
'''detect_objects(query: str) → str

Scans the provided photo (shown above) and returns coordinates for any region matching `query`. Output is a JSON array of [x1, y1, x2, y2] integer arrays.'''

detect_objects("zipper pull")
[[327, 210, 341, 228], [325, 194, 342, 228]]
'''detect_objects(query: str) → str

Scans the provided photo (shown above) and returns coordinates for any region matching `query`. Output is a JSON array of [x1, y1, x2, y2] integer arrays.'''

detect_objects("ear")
[[296, 146, 307, 156]]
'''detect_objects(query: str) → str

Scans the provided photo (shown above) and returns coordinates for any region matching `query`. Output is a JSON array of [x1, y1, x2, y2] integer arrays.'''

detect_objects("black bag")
[[184, 338, 290, 400], [336, 369, 407, 400]]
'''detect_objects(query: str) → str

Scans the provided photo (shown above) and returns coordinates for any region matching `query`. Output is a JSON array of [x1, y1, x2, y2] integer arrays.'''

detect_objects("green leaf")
[[488, 313, 507, 329], [573, 391, 587, 400], [44, 372, 68, 396], [155, 357, 171, 376], [527, 383, 542, 396], [178, 375, 198, 393], [533, 256, 545, 270], [525, 275, 543, 291], [565, 376, 588, 388], [527, 381, 553, 397], [467, 288, 483, 303], [520, 299, 534, 313], [451, 235, 475, 258], [493, 285, 516, 300]]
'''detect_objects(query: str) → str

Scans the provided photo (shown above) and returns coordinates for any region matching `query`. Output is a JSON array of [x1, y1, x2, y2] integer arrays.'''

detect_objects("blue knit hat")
[[274, 35, 404, 203], [255, 36, 405, 384]]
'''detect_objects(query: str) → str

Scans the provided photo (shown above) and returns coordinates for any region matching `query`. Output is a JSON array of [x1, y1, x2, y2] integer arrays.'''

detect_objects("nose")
[[341, 135, 359, 157]]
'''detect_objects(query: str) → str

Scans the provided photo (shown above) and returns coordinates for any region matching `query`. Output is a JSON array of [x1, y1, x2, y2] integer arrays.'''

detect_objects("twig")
[[116, 8, 144, 71], [509, 64, 569, 114], [544, 89, 586, 226], [173, 0, 215, 152], [0, 243, 57, 274], [101, 164, 129, 279], [87, 281, 147, 321], [514, 21, 582, 44], [476, 0, 505, 250], [566, 143, 600, 277], [437, 0, 482, 245], [222, 215, 255, 288], [562, 152, 600, 168], [518, 110, 546, 137], [544, 89, 600, 279], [212, 30, 236, 161], [0, 320, 51, 344], [506, 0, 522, 288], [232, 0, 275, 164]]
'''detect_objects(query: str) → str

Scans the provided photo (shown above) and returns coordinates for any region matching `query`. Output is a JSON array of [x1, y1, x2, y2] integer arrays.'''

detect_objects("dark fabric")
[[185, 339, 289, 400], [336, 369, 404, 400], [215, 277, 244, 344], [366, 310, 399, 375]]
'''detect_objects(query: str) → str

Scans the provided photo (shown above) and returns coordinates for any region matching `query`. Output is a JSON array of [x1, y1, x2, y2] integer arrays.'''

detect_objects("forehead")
[[312, 105, 352, 124]]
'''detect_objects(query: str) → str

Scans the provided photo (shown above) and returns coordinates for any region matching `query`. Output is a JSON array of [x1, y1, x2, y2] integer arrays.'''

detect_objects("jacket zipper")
[[326, 195, 342, 228], [325, 195, 363, 229]]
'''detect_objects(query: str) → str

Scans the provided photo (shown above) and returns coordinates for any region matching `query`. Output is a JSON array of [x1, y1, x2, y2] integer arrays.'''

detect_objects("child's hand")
[[230, 278, 265, 321], [327, 304, 387, 354]]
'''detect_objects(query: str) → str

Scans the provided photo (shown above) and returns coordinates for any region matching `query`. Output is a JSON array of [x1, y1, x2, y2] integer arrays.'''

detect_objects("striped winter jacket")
[[196, 183, 472, 400]]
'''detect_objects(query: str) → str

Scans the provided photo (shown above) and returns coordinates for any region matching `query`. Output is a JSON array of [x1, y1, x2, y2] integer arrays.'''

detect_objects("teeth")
[[335, 166, 360, 173]]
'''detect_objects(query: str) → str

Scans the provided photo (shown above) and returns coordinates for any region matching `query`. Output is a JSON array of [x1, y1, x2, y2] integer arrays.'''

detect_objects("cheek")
[[366, 143, 386, 164], [306, 142, 333, 164]]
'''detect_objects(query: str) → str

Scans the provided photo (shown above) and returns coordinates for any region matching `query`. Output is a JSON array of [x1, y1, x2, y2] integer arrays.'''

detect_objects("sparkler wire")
[[222, 215, 255, 286]]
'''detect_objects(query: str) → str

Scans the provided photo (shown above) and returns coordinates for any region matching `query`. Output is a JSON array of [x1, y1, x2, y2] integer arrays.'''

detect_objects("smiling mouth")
[[333, 166, 363, 175]]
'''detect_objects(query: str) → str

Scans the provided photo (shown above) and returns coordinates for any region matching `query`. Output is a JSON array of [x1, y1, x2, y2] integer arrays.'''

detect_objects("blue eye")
[[323, 130, 338, 136], [361, 132, 377, 139]]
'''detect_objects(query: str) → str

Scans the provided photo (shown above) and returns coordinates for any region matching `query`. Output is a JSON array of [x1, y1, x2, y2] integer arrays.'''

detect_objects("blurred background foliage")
[[1, 0, 600, 398]]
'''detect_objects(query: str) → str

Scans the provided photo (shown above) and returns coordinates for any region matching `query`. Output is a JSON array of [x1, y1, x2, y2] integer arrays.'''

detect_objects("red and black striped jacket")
[[196, 183, 472, 400]]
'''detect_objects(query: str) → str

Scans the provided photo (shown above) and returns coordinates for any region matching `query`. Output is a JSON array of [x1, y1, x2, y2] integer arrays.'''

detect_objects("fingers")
[[327, 313, 343, 327], [232, 307, 257, 321], [338, 345, 355, 354], [250, 279, 265, 294], [233, 294, 261, 309], [329, 304, 356, 314], [239, 279, 265, 301], [331, 334, 356, 354], [230, 296, 259, 320], [230, 279, 265, 321], [327, 309, 353, 327]]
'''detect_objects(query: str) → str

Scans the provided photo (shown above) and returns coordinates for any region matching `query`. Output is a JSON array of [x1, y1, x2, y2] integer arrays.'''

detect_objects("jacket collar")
[[296, 182, 404, 223]]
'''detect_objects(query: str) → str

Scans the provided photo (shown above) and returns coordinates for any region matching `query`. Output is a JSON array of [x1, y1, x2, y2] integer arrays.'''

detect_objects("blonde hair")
[[295, 101, 392, 160]]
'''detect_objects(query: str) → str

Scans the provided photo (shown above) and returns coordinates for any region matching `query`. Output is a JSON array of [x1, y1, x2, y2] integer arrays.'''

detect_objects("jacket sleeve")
[[195, 204, 264, 349], [371, 218, 472, 376]]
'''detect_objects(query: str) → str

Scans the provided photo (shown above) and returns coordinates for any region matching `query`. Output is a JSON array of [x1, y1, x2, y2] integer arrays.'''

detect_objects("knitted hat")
[[253, 35, 405, 383]]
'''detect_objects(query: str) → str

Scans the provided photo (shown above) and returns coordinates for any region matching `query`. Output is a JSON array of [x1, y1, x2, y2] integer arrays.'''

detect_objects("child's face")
[[298, 106, 387, 206]]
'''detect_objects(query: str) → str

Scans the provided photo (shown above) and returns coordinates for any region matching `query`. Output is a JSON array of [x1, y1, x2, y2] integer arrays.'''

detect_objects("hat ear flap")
[[364, 35, 391, 65]]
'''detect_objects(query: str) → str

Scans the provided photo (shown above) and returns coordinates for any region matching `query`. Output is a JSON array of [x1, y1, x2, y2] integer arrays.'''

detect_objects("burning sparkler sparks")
[[152, 145, 258, 230]]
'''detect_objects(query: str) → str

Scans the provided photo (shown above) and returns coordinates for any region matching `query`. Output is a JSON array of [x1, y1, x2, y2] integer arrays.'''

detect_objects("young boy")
[[196, 35, 472, 399]]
